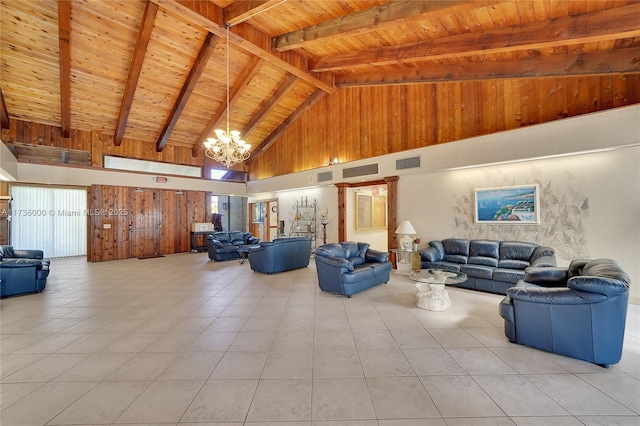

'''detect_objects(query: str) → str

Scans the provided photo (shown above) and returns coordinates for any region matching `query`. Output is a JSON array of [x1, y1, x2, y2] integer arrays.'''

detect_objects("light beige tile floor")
[[1, 252, 639, 425]]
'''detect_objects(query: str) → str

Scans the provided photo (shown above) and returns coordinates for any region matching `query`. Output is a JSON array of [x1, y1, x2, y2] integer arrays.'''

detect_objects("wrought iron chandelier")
[[203, 25, 250, 168]]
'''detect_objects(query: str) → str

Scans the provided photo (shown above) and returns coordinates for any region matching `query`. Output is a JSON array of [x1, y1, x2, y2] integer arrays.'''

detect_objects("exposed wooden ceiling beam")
[[224, 0, 288, 27], [114, 1, 158, 146], [193, 57, 264, 157], [0, 88, 10, 129], [57, 0, 71, 139], [241, 74, 299, 138], [248, 88, 326, 162], [154, 0, 335, 94], [313, 3, 640, 72], [273, 0, 476, 52], [157, 32, 219, 152], [335, 46, 640, 87]]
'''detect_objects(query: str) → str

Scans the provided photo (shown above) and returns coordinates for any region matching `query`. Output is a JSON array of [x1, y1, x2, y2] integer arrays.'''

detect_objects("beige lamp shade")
[[395, 220, 416, 251], [395, 221, 416, 235]]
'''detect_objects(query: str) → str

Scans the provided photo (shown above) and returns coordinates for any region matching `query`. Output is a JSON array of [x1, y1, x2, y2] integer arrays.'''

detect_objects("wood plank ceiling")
[[1, 0, 639, 170]]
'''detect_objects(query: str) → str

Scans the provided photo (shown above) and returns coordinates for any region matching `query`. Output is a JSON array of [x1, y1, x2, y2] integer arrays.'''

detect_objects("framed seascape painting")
[[474, 184, 540, 224]]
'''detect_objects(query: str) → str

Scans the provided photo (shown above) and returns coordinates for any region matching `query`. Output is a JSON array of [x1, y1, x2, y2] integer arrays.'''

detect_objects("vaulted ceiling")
[[1, 0, 639, 168]]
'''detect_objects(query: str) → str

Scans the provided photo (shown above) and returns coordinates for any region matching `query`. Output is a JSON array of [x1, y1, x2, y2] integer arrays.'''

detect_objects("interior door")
[[130, 189, 161, 258], [248, 202, 266, 242], [267, 201, 278, 241]]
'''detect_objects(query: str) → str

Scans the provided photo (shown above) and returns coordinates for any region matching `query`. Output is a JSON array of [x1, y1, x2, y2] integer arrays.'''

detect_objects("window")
[[210, 168, 247, 182], [10, 185, 87, 258], [211, 195, 219, 214], [104, 156, 201, 177]]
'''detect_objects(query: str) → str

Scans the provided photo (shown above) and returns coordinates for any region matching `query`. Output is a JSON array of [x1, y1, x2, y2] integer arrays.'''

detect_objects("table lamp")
[[395, 220, 416, 251]]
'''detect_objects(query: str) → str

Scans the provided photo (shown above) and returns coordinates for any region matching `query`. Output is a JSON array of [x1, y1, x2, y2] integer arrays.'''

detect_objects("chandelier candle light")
[[203, 25, 251, 168]]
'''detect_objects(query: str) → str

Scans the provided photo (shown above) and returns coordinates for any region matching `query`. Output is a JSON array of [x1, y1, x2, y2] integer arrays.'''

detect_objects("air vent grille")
[[317, 171, 333, 182], [342, 163, 378, 178], [396, 156, 421, 170]]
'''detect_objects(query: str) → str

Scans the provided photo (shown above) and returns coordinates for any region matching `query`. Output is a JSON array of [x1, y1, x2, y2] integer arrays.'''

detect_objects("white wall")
[[400, 146, 640, 303], [249, 186, 339, 250], [0, 141, 18, 181]]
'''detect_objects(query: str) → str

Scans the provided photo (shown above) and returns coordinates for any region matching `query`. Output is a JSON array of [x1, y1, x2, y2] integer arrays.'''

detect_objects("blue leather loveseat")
[[247, 237, 312, 274], [0, 245, 50, 298], [315, 241, 392, 297], [499, 258, 630, 367], [419, 238, 556, 294], [206, 231, 260, 261]]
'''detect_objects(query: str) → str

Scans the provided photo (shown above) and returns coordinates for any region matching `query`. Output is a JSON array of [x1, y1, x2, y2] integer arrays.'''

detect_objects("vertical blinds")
[[10, 185, 87, 258]]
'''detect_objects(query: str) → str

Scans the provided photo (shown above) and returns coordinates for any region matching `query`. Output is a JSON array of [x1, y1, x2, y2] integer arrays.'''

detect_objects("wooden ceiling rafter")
[[156, 32, 219, 152], [153, 0, 335, 94], [2, 0, 638, 172], [0, 88, 9, 129], [241, 74, 299, 138], [192, 56, 265, 157], [272, 0, 477, 52], [312, 2, 640, 73], [223, 0, 288, 27], [248, 88, 327, 162], [57, 0, 71, 139], [336, 46, 640, 87], [114, 1, 159, 147]]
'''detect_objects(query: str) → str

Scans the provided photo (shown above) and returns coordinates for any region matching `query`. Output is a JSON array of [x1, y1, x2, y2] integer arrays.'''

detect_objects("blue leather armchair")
[[499, 258, 630, 367], [314, 242, 392, 297], [1, 245, 50, 298], [248, 237, 311, 274]]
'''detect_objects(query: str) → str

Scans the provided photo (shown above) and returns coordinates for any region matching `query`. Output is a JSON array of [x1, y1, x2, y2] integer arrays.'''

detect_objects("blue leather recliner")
[[0, 245, 50, 298], [499, 258, 630, 367], [314, 241, 392, 297], [247, 237, 311, 274]]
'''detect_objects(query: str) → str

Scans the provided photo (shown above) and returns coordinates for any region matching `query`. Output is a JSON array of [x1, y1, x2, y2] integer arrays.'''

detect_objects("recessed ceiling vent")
[[342, 163, 378, 179], [317, 171, 333, 182], [396, 156, 421, 170]]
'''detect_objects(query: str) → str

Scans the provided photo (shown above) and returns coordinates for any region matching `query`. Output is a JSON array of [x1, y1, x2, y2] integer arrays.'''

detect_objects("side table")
[[391, 249, 417, 275], [190, 231, 210, 252], [237, 245, 260, 264]]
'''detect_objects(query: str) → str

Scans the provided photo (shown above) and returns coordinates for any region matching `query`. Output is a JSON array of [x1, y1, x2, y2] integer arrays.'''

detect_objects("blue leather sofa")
[[315, 241, 392, 297], [499, 258, 630, 367], [206, 231, 260, 261], [0, 245, 50, 298], [247, 237, 311, 274], [419, 239, 556, 294]]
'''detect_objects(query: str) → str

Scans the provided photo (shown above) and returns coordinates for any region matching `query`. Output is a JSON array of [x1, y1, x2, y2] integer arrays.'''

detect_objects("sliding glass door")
[[10, 185, 87, 258]]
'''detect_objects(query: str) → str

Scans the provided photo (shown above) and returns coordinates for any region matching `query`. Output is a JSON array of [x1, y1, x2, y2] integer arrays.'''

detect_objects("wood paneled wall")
[[3, 75, 640, 182], [88, 185, 209, 262], [0, 123, 205, 168], [248, 74, 640, 179]]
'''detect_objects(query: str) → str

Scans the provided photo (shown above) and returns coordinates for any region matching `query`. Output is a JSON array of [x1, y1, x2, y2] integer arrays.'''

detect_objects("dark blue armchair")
[[499, 258, 630, 367], [1, 245, 50, 298], [314, 242, 392, 297]]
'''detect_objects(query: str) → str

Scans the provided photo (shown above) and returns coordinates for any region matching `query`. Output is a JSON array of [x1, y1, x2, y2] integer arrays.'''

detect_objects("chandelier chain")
[[225, 24, 230, 135], [203, 24, 250, 168]]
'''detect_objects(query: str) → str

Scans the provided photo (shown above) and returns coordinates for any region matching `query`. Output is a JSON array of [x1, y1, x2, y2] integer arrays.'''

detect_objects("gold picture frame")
[[355, 193, 387, 230]]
